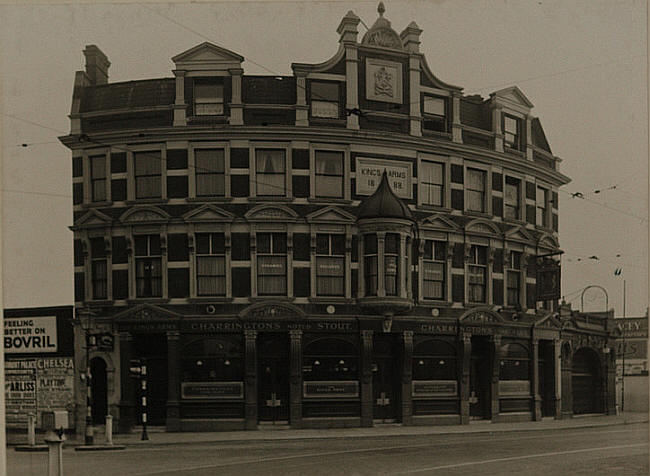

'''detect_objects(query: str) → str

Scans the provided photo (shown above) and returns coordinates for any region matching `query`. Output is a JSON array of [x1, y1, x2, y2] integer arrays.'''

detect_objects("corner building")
[[61, 6, 617, 433]]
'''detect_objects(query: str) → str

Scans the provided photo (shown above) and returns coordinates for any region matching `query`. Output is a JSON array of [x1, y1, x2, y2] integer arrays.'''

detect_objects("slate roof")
[[79, 78, 175, 113], [357, 172, 414, 220]]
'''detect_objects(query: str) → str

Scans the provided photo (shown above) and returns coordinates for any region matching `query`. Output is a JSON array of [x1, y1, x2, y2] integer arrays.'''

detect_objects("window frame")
[[421, 240, 446, 301], [504, 175, 522, 221], [384, 233, 400, 297], [90, 154, 107, 203], [189, 142, 230, 199], [466, 167, 488, 213], [421, 94, 448, 133], [134, 234, 163, 298], [363, 234, 378, 297], [256, 232, 287, 296], [419, 160, 445, 208], [309, 80, 342, 120], [467, 244, 487, 304], [90, 237, 108, 300], [536, 185, 549, 228], [506, 250, 522, 307], [503, 114, 522, 151], [250, 143, 291, 199], [193, 78, 224, 117], [195, 232, 227, 297], [314, 150, 344, 199], [315, 233, 345, 297], [128, 145, 166, 201]]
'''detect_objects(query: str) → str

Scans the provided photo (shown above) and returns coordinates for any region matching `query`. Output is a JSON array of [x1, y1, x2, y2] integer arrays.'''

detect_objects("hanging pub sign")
[[536, 261, 561, 301]]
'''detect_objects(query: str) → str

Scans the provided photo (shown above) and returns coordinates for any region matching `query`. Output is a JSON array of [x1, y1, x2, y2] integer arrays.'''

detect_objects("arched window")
[[181, 337, 243, 382], [303, 338, 358, 381], [499, 343, 530, 380], [413, 339, 457, 380]]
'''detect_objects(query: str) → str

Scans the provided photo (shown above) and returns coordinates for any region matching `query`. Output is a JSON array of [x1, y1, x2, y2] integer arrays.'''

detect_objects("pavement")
[[11, 411, 647, 449]]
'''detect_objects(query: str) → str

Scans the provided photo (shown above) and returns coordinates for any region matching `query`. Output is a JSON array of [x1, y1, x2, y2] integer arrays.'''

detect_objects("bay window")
[[196, 233, 226, 296], [135, 234, 162, 297], [256, 149, 285, 196], [468, 245, 487, 303], [363, 234, 378, 296], [257, 233, 287, 295], [195, 149, 225, 197], [316, 234, 345, 296], [422, 240, 446, 300], [315, 151, 343, 198]]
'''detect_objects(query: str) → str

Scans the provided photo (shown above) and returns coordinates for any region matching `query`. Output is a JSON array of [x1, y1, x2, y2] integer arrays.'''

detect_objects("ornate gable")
[[113, 303, 179, 321], [306, 206, 356, 224], [119, 206, 170, 224], [172, 42, 244, 70], [466, 218, 501, 237], [505, 226, 534, 243], [183, 205, 235, 223], [421, 213, 459, 231], [73, 209, 112, 228], [245, 204, 298, 222], [361, 3, 403, 50], [459, 308, 504, 324]]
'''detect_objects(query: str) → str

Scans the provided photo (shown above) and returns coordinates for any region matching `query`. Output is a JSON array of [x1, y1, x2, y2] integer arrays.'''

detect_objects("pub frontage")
[[61, 4, 617, 434]]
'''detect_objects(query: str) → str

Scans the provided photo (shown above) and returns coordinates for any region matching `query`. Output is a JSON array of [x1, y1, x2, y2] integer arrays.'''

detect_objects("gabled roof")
[[490, 86, 534, 109], [172, 41, 244, 64]]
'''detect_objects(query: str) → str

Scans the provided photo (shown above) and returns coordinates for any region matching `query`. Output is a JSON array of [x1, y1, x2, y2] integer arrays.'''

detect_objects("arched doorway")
[[90, 357, 108, 424], [572, 348, 602, 414]]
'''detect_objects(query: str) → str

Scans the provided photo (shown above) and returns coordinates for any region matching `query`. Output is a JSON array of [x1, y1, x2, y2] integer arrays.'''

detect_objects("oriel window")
[[316, 234, 345, 296], [135, 235, 162, 298], [194, 81, 224, 116], [315, 151, 343, 198], [90, 237, 107, 300], [134, 151, 162, 199], [310, 81, 340, 119], [422, 240, 446, 300], [90, 154, 106, 202], [363, 234, 378, 296], [420, 161, 444, 207], [468, 245, 487, 303], [196, 233, 226, 296], [384, 233, 400, 296], [195, 149, 225, 197], [257, 233, 287, 296], [255, 149, 285, 196]]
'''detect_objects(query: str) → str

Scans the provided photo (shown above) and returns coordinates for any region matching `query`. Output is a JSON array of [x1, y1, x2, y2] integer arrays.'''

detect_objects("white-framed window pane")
[[195, 103, 223, 115], [422, 261, 444, 300], [316, 255, 344, 296], [136, 177, 161, 198], [315, 176, 342, 197], [135, 152, 161, 174], [92, 180, 106, 202], [195, 83, 223, 100], [92, 260, 107, 299], [423, 96, 445, 116], [504, 116, 518, 134], [311, 100, 339, 118], [90, 155, 106, 178], [256, 150, 285, 196], [467, 169, 485, 191], [256, 174, 285, 196], [315, 151, 343, 197], [196, 174, 225, 196], [421, 162, 444, 206], [467, 190, 484, 212]]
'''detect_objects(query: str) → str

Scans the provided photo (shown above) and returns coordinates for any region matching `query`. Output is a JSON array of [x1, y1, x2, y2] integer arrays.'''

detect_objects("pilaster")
[[491, 335, 502, 422], [532, 338, 542, 421], [166, 331, 181, 431], [451, 92, 463, 143], [289, 330, 303, 428], [117, 332, 135, 433], [229, 68, 244, 126], [244, 330, 258, 429], [401, 331, 414, 425], [460, 332, 471, 425], [173, 70, 187, 126], [360, 330, 374, 427]]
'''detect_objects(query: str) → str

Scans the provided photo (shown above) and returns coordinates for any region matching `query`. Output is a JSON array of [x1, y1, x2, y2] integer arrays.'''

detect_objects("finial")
[[378, 2, 385, 17]]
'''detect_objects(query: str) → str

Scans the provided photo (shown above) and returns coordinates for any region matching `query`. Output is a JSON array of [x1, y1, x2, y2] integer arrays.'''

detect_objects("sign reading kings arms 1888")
[[355, 157, 412, 199]]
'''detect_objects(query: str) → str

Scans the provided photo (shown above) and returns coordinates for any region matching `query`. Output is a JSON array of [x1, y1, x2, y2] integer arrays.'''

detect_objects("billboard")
[[4, 316, 58, 353]]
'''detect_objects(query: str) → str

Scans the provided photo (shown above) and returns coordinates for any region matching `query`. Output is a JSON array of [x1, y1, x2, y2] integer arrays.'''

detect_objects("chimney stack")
[[83, 45, 110, 86]]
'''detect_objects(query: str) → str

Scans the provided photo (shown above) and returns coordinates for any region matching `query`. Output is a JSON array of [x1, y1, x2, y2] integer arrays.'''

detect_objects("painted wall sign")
[[4, 316, 57, 353], [181, 382, 244, 400], [5, 357, 75, 428], [355, 157, 412, 199], [117, 322, 178, 333], [498, 380, 531, 396], [615, 318, 648, 338], [303, 381, 359, 398], [182, 320, 357, 333], [412, 380, 458, 398], [417, 323, 457, 335], [616, 340, 648, 361]]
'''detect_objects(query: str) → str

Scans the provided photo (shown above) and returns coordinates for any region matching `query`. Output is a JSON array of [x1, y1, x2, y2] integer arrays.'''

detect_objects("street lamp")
[[77, 307, 95, 446]]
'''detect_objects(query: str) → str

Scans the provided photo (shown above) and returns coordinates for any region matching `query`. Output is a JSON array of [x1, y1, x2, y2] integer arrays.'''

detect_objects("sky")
[[0, 0, 647, 316]]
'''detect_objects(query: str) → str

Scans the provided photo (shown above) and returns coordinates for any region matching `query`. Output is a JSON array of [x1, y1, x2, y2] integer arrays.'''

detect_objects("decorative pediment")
[[119, 206, 170, 224], [465, 219, 501, 236], [459, 308, 504, 324], [491, 86, 534, 109], [172, 42, 244, 69], [361, 3, 403, 50], [74, 209, 113, 228], [505, 226, 534, 243], [538, 233, 560, 250], [238, 301, 306, 320], [420, 213, 459, 231], [183, 204, 235, 223], [534, 312, 562, 330], [306, 206, 356, 224], [245, 204, 298, 222], [113, 303, 179, 321]]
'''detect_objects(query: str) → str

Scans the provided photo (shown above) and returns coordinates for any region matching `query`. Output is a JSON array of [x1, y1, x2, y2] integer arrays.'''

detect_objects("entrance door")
[[572, 348, 601, 414], [469, 337, 491, 420], [373, 335, 400, 423], [134, 334, 168, 426], [257, 333, 289, 423], [90, 357, 108, 424], [538, 342, 555, 417]]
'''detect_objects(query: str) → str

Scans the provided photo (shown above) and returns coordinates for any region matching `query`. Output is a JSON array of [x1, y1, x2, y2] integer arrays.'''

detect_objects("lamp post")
[[77, 308, 95, 446]]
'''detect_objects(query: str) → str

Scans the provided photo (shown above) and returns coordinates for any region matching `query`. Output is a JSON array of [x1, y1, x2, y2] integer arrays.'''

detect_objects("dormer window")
[[422, 95, 447, 133], [310, 81, 340, 119], [194, 80, 223, 116], [503, 114, 522, 150]]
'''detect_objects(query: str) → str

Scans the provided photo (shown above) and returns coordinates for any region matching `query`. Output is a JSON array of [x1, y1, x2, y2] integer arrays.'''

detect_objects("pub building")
[[60, 4, 617, 433]]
